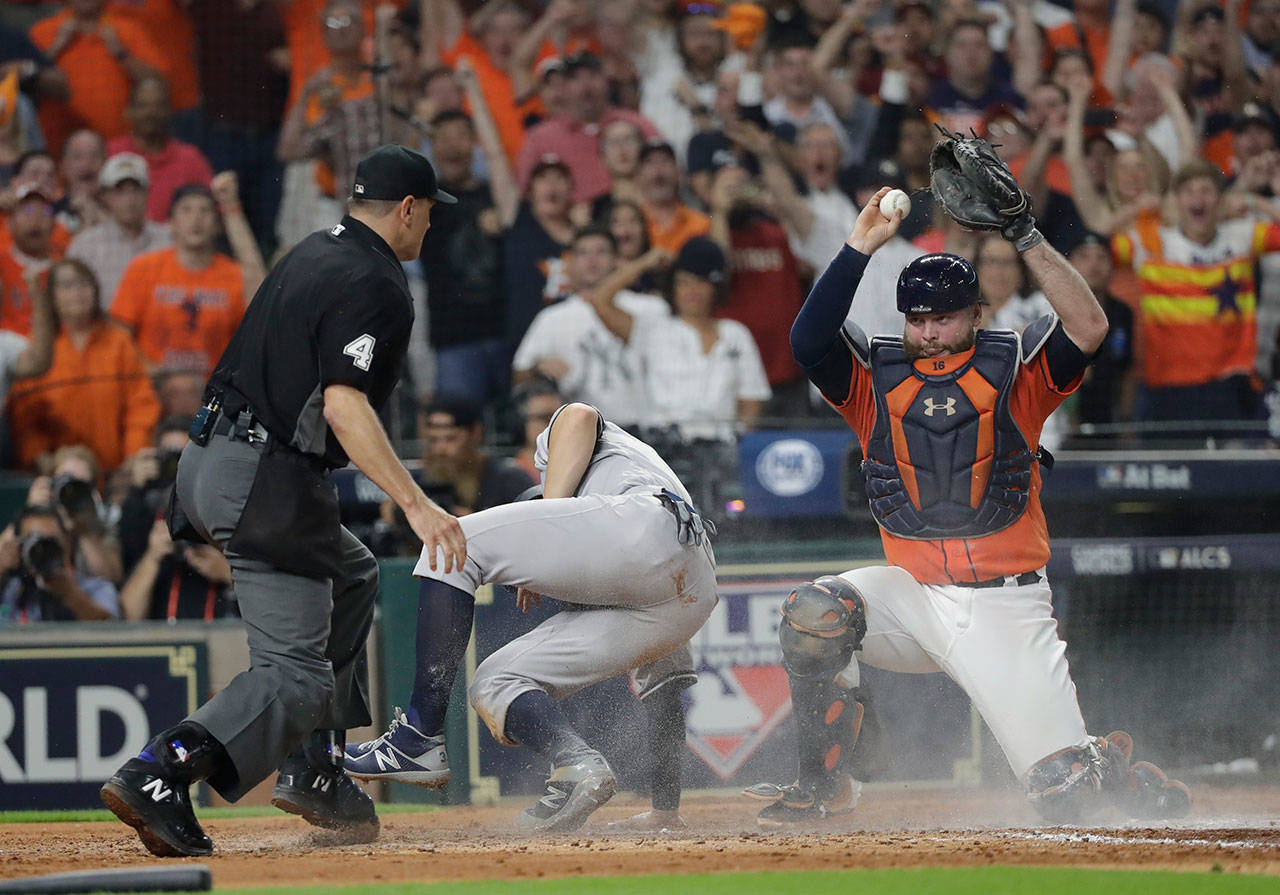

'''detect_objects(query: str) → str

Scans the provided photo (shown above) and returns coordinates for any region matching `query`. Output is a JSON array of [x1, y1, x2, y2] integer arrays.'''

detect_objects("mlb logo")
[[682, 584, 794, 780]]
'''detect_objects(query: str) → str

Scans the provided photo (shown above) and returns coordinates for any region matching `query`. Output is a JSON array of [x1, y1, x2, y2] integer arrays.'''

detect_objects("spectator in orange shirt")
[[28, 0, 171, 154], [275, 0, 376, 245], [107, 77, 214, 224], [8, 258, 159, 472], [637, 139, 708, 254], [112, 178, 264, 375], [0, 184, 62, 336], [423, 0, 535, 165], [102, 0, 201, 142], [1043, 0, 1113, 89]]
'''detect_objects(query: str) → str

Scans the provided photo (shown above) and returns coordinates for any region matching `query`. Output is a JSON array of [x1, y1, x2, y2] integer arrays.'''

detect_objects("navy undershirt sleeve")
[[1043, 321, 1091, 391], [790, 245, 871, 403]]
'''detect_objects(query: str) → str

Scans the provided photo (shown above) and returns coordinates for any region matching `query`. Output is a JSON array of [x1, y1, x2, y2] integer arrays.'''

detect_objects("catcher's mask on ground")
[[895, 252, 980, 314]]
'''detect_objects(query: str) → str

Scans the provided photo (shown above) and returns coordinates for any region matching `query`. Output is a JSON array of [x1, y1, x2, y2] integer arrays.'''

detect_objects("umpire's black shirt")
[[208, 216, 412, 469]]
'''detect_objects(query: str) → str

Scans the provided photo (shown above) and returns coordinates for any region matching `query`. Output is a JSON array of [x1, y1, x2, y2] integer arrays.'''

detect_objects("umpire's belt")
[[965, 569, 1045, 589], [212, 410, 270, 446]]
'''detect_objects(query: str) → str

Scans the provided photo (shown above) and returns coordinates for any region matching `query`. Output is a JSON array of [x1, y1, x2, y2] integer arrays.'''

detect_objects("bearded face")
[[902, 307, 981, 360]]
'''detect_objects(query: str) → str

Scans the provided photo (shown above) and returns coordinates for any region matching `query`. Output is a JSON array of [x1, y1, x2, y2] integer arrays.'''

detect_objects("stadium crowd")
[[0, 0, 1278, 622]]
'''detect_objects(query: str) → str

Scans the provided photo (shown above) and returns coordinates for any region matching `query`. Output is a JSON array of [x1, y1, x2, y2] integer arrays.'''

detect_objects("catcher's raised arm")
[[931, 127, 1108, 353], [930, 125, 1042, 251]]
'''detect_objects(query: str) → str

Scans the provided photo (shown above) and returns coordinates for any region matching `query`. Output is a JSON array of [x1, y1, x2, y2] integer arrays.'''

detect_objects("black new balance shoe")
[[515, 752, 617, 833], [100, 758, 213, 857], [271, 754, 380, 842]]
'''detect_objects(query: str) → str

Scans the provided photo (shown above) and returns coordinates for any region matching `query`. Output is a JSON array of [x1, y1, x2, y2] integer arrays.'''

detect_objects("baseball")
[[880, 188, 911, 220]]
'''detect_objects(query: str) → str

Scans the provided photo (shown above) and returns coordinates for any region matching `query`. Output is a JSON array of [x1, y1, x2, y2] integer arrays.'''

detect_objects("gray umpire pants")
[[174, 431, 378, 801]]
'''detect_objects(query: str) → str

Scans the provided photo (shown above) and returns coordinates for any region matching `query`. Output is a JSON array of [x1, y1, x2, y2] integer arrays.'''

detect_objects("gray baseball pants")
[[174, 432, 377, 801]]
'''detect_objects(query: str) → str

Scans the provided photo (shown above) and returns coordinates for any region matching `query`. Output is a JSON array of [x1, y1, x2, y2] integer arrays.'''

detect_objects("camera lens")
[[52, 474, 96, 517], [20, 533, 64, 579]]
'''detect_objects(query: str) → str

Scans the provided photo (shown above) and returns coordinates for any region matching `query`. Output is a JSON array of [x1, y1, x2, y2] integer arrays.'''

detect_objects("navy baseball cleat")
[[271, 755, 380, 841], [100, 758, 213, 857], [345, 707, 450, 787], [515, 751, 617, 833]]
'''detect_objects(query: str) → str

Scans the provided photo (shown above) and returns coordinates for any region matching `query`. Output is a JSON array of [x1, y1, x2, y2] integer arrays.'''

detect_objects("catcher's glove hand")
[[929, 124, 1041, 247]]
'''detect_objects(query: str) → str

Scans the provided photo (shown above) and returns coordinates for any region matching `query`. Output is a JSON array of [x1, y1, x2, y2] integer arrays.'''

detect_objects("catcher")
[[746, 133, 1191, 826]]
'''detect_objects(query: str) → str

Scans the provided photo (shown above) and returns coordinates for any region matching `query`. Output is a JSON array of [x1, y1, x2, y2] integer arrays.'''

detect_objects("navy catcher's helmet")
[[896, 252, 980, 314]]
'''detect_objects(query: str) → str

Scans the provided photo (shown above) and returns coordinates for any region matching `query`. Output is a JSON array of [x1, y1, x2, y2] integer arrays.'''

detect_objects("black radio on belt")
[[189, 395, 221, 447]]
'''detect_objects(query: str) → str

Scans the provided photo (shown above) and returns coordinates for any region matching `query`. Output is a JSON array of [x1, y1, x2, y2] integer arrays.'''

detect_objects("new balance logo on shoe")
[[538, 786, 568, 811], [140, 777, 173, 803], [310, 776, 332, 792], [344, 708, 450, 787]]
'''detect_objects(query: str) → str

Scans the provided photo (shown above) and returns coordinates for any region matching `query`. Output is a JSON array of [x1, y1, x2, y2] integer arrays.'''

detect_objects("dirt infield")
[[2, 784, 1279, 889]]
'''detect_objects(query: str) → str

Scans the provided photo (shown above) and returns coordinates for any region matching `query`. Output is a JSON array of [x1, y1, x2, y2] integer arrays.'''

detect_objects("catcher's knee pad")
[[779, 576, 867, 681], [1026, 736, 1129, 824]]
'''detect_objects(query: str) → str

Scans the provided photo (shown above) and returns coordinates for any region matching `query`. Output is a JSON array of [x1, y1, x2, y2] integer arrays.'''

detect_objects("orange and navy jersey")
[[111, 247, 246, 374], [828, 322, 1084, 585], [1113, 217, 1280, 388]]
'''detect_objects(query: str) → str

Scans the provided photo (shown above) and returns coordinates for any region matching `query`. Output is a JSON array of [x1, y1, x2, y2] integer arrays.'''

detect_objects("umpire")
[[100, 145, 467, 858]]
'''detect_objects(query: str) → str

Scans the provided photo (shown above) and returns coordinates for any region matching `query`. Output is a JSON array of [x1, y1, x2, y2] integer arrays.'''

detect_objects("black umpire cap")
[[351, 144, 457, 204]]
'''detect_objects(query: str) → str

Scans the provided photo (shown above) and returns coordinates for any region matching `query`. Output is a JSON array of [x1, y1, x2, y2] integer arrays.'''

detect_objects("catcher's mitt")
[[929, 125, 1038, 244]]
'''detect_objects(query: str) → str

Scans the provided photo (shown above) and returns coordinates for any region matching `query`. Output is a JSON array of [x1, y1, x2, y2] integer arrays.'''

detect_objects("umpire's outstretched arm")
[[323, 384, 466, 572]]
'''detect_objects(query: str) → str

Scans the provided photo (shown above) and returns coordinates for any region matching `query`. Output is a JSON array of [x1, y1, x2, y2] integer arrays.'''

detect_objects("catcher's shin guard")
[[743, 676, 873, 827], [791, 674, 865, 787]]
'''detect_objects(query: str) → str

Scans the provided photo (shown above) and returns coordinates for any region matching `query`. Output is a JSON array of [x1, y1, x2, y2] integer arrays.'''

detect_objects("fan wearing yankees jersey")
[[512, 225, 669, 429]]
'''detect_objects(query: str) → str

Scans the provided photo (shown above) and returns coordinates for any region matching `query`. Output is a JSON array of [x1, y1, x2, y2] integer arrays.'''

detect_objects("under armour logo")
[[923, 397, 957, 417], [141, 777, 173, 802]]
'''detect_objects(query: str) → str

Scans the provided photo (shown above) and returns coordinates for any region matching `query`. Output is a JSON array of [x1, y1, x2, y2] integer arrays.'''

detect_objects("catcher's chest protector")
[[862, 331, 1034, 540]]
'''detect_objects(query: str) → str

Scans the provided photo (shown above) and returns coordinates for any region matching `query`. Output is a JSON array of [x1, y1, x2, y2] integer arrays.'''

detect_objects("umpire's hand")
[[406, 498, 467, 574], [323, 384, 468, 573]]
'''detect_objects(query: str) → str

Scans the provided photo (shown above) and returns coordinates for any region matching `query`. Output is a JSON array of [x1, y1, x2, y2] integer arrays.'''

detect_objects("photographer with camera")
[[27, 445, 125, 586], [0, 505, 120, 623], [118, 417, 191, 571], [117, 416, 236, 621], [119, 513, 235, 622]]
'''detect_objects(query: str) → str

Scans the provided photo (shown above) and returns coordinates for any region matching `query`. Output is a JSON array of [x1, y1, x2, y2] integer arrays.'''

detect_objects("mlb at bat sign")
[[0, 644, 205, 810]]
